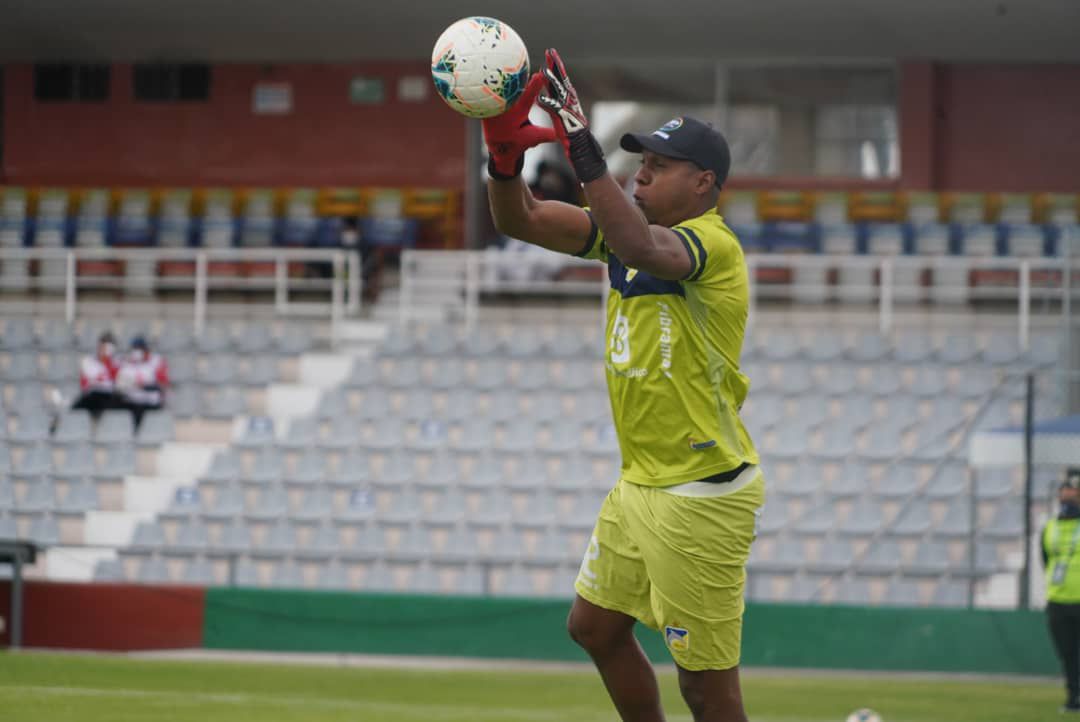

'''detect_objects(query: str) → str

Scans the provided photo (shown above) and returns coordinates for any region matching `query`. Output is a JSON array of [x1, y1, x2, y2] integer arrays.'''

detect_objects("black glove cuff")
[[568, 130, 607, 184], [487, 153, 525, 181]]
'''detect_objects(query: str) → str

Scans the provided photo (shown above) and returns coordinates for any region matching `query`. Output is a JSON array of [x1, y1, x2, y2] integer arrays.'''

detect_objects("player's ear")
[[696, 169, 716, 196]]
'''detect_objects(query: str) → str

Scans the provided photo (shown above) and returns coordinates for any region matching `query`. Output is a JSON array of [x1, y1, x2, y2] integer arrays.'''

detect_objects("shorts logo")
[[665, 626, 689, 652], [660, 117, 684, 132]]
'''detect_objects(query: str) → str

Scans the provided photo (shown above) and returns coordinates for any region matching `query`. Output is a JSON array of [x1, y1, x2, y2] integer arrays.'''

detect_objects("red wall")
[[0, 581, 205, 651], [2, 63, 466, 188], [899, 62, 1080, 192]]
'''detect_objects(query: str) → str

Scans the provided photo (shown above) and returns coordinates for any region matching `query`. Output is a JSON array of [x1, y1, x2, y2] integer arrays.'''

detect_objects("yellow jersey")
[[578, 207, 759, 487]]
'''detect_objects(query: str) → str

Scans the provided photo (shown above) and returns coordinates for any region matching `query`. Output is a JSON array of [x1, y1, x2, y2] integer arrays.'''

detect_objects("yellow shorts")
[[574, 468, 764, 671]]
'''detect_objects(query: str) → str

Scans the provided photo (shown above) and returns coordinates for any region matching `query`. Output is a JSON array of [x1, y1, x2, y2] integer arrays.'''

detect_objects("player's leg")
[[572, 482, 666, 722], [676, 666, 747, 722], [567, 594, 666, 722], [620, 470, 765, 722]]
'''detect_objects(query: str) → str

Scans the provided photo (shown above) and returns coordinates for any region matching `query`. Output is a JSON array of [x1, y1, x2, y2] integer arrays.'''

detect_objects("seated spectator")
[[71, 331, 122, 421], [115, 336, 170, 430]]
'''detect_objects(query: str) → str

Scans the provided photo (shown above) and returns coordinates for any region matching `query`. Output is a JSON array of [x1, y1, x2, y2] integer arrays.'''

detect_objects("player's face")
[[631, 150, 708, 226]]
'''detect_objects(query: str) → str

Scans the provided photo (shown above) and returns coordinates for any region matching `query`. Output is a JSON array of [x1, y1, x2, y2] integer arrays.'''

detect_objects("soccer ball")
[[431, 16, 529, 118], [845, 709, 883, 722]]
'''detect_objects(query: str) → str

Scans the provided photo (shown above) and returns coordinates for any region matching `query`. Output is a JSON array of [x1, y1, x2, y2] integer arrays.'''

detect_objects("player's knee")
[[678, 671, 746, 722], [566, 609, 619, 655]]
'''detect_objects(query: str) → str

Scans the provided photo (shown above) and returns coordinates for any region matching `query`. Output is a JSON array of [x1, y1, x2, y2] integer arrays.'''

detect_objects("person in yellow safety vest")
[[1043, 468, 1080, 714]]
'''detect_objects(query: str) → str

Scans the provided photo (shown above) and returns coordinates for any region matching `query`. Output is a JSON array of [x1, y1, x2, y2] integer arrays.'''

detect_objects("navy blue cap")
[[131, 335, 148, 350], [620, 116, 731, 188]]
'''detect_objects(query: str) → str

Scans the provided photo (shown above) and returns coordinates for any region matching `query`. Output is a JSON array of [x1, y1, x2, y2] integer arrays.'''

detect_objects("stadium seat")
[[136, 556, 171, 584], [57, 443, 96, 477], [93, 558, 126, 582], [95, 410, 134, 444], [857, 540, 903, 575], [52, 410, 92, 444], [137, 411, 175, 445], [890, 500, 933, 537]]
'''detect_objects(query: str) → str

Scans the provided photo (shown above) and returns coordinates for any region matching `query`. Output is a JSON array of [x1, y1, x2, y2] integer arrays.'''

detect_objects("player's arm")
[[487, 174, 593, 256], [481, 71, 592, 255], [538, 49, 693, 280]]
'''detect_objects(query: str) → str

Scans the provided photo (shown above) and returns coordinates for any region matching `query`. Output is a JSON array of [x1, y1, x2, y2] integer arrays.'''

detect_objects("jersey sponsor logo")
[[689, 438, 717, 451], [664, 626, 689, 652], [625, 267, 638, 282], [657, 301, 673, 378]]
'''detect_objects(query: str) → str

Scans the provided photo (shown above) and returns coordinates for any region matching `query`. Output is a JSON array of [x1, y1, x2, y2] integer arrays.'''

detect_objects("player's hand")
[[538, 48, 589, 144], [538, 48, 607, 184], [481, 71, 558, 180]]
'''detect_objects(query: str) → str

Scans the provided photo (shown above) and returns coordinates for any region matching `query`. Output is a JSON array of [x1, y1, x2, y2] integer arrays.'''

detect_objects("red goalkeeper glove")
[[482, 72, 558, 180], [538, 48, 607, 184]]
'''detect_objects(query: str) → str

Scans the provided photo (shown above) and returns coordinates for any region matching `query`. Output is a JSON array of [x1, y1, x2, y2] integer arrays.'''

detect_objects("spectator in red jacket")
[[115, 336, 169, 430], [71, 331, 121, 420]]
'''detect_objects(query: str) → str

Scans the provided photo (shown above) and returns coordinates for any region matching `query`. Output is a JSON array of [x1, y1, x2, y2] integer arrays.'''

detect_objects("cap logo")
[[660, 117, 684, 132]]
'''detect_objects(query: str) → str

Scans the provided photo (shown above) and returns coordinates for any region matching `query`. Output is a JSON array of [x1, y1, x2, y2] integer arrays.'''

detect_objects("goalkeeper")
[[483, 51, 764, 722]]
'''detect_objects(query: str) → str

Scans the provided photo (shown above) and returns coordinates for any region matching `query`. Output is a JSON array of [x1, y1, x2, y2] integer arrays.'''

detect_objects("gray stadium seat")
[[231, 560, 261, 586], [58, 479, 99, 511], [219, 519, 252, 552], [5, 352, 39, 382], [817, 425, 857, 460], [891, 499, 933, 537], [167, 385, 200, 418], [0, 514, 16, 539], [2, 318, 35, 350], [882, 579, 924, 607], [930, 580, 969, 608], [40, 352, 77, 383], [761, 333, 801, 362], [981, 501, 1024, 540], [250, 484, 289, 518], [803, 330, 846, 363], [938, 335, 978, 365], [820, 367, 857, 396], [136, 556, 171, 584], [419, 325, 458, 357], [350, 523, 387, 558], [137, 411, 175, 445], [833, 578, 873, 605], [10, 411, 52, 444], [206, 483, 245, 518], [865, 365, 902, 397], [873, 462, 923, 499], [839, 497, 886, 536], [0, 477, 14, 510], [860, 425, 904, 461], [892, 332, 936, 364], [203, 450, 241, 483], [317, 559, 351, 589], [93, 558, 126, 582], [345, 359, 378, 389], [295, 487, 333, 521], [183, 558, 217, 585], [175, 518, 210, 551], [848, 333, 889, 363], [245, 357, 279, 387], [429, 359, 466, 391], [936, 499, 973, 538], [982, 334, 1021, 366], [235, 325, 273, 355], [196, 323, 232, 354], [155, 321, 196, 354], [356, 388, 392, 421], [812, 538, 855, 573], [362, 560, 396, 591], [462, 328, 505, 357], [15, 444, 54, 477], [955, 368, 997, 399], [246, 447, 284, 484], [197, 354, 238, 386], [262, 520, 300, 556], [974, 468, 1015, 500], [289, 448, 329, 485], [98, 444, 136, 479], [52, 410, 92, 444], [305, 522, 340, 554], [271, 561, 305, 588], [857, 539, 903, 575], [547, 329, 588, 359], [471, 359, 510, 391], [236, 416, 276, 448], [204, 387, 248, 419], [383, 359, 422, 389], [21, 476, 57, 512], [95, 410, 134, 444], [277, 325, 315, 355], [401, 390, 436, 423], [131, 521, 166, 549], [58, 443, 96, 477]]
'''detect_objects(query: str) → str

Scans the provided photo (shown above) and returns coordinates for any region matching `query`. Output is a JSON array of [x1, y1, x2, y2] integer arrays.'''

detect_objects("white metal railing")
[[401, 248, 1075, 349], [0, 247, 361, 343]]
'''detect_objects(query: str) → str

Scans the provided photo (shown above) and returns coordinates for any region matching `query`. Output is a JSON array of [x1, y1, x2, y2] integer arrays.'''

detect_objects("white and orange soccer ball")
[[431, 16, 529, 118]]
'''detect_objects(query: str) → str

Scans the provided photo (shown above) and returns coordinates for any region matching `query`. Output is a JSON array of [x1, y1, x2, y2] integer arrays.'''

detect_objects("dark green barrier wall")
[[203, 589, 1057, 676]]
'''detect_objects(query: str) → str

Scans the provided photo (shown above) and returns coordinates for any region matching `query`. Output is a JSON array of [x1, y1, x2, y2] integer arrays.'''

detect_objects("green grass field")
[[0, 651, 1062, 722]]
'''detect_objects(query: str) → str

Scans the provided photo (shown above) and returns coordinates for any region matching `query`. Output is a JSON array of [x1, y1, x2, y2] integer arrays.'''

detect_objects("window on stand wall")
[[34, 63, 110, 102], [133, 64, 211, 102]]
